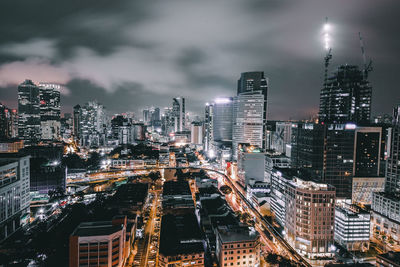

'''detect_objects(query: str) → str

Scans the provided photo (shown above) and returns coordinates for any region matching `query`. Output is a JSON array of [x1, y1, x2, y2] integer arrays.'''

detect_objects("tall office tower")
[[190, 121, 203, 145], [285, 177, 336, 259], [290, 123, 325, 177], [142, 108, 150, 125], [73, 104, 81, 139], [212, 98, 233, 142], [151, 107, 160, 125], [319, 65, 372, 125], [232, 93, 264, 159], [237, 71, 268, 149], [39, 83, 61, 141], [172, 97, 185, 132], [204, 103, 213, 151], [77, 101, 107, 147], [0, 103, 16, 140], [371, 105, 400, 247], [321, 124, 382, 199], [161, 107, 174, 135], [18, 80, 41, 145]]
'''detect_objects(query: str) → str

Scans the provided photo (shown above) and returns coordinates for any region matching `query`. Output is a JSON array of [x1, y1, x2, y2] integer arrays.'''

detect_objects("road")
[[206, 168, 312, 267]]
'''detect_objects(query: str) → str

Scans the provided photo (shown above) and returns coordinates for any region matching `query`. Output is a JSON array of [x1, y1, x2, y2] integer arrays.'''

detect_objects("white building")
[[334, 205, 370, 251], [232, 93, 264, 160], [0, 154, 31, 241]]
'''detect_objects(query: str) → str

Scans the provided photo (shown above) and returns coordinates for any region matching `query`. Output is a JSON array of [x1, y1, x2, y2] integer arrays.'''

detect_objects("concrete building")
[[75, 100, 107, 147], [285, 177, 336, 259], [204, 103, 213, 152], [371, 105, 400, 249], [319, 65, 372, 125], [237, 144, 266, 187], [215, 225, 261, 267], [237, 71, 268, 150], [271, 121, 293, 155], [334, 205, 370, 251], [69, 216, 129, 267], [158, 213, 205, 267], [0, 140, 24, 153], [232, 93, 264, 159], [39, 83, 61, 141], [352, 177, 385, 205], [18, 79, 41, 145], [0, 103, 18, 140], [191, 121, 203, 145], [0, 153, 31, 241], [172, 97, 185, 132]]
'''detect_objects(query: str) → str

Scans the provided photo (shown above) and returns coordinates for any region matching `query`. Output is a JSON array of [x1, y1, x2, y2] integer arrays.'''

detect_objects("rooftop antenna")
[[358, 32, 373, 79], [323, 17, 332, 87]]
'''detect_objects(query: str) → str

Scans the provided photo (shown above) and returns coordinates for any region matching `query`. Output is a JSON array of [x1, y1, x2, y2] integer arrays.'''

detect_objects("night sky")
[[0, 0, 399, 120]]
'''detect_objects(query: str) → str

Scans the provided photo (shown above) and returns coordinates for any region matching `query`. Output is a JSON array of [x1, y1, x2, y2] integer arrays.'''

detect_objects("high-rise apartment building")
[[232, 93, 264, 159], [285, 177, 336, 259], [0, 153, 31, 241], [39, 83, 61, 141], [319, 65, 372, 125], [172, 97, 185, 132], [237, 71, 268, 149], [18, 80, 41, 145], [215, 225, 261, 267]]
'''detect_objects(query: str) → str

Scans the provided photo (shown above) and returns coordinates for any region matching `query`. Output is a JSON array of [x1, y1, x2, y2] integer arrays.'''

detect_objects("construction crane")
[[323, 17, 332, 87], [359, 32, 373, 79]]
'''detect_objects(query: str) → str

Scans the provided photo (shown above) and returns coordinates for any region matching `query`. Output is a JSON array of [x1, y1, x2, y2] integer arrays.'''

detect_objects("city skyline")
[[0, 0, 399, 119]]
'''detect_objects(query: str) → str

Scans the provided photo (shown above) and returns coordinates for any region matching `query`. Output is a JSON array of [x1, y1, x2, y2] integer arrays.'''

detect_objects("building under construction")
[[319, 64, 372, 125]]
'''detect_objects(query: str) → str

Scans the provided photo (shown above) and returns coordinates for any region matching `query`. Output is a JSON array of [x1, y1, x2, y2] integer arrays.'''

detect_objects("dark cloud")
[[0, 0, 399, 120]]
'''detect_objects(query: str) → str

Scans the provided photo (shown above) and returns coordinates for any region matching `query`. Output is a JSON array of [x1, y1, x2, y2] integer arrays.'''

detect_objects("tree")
[[149, 171, 161, 182], [220, 185, 232, 194]]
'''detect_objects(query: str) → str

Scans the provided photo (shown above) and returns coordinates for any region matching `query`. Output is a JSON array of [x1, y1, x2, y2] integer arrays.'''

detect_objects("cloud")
[[0, 0, 399, 120], [0, 58, 70, 88]]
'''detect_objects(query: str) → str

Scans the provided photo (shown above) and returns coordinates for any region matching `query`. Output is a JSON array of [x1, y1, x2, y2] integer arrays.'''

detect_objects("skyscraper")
[[75, 101, 107, 147], [371, 105, 400, 246], [172, 97, 185, 132], [232, 92, 264, 159], [204, 103, 213, 151], [237, 71, 269, 149], [212, 97, 233, 142], [319, 65, 372, 125], [73, 104, 81, 139], [0, 103, 18, 140], [39, 83, 61, 141], [18, 80, 41, 145]]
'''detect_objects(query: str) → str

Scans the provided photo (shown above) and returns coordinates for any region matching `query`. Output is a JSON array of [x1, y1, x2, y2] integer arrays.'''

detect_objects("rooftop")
[[163, 180, 191, 196], [111, 182, 148, 205], [159, 213, 204, 256], [217, 225, 259, 243], [72, 221, 123, 237]]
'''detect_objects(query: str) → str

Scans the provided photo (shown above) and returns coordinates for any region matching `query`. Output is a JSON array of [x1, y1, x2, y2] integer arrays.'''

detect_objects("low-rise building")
[[371, 192, 400, 247], [69, 216, 129, 267], [334, 205, 370, 251], [158, 213, 205, 267], [216, 225, 261, 267]]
